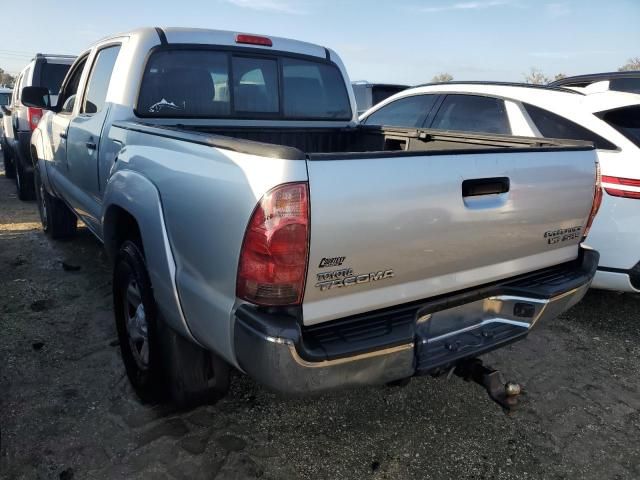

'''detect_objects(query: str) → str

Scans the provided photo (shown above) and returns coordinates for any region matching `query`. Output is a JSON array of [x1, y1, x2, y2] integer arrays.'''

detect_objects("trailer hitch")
[[453, 358, 523, 413]]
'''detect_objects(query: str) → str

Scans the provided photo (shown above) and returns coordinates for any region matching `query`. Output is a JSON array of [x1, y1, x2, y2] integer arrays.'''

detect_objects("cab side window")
[[58, 57, 88, 114], [82, 46, 121, 114], [430, 94, 511, 135], [364, 95, 438, 127]]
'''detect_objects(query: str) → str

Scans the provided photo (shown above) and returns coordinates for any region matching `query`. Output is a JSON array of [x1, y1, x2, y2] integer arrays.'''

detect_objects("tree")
[[619, 57, 640, 72], [0, 68, 15, 87], [553, 73, 567, 81], [524, 68, 550, 85], [432, 73, 453, 83]]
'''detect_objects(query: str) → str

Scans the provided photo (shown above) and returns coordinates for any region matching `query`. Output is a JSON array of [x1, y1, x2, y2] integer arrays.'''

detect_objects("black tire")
[[34, 168, 77, 239], [114, 240, 166, 403], [2, 141, 15, 179], [164, 325, 230, 409], [15, 156, 35, 200], [113, 240, 230, 407]]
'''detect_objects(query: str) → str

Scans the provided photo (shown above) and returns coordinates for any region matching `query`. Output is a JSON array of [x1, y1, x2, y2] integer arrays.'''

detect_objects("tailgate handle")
[[462, 177, 510, 197]]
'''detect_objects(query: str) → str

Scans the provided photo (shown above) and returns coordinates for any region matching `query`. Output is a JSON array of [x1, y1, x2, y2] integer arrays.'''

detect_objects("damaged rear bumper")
[[233, 247, 598, 394]]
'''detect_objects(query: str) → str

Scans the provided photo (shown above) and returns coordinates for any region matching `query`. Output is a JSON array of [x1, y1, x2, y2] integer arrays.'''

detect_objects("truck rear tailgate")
[[302, 147, 597, 325]]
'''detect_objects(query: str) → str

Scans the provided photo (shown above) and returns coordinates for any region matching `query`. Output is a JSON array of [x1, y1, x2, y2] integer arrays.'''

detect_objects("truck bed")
[[113, 122, 592, 159]]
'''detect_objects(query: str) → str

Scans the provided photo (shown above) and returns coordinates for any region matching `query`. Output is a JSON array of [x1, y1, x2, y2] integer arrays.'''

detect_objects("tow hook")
[[453, 358, 523, 413]]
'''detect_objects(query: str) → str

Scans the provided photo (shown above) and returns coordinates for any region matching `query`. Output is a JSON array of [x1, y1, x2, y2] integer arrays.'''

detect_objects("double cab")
[[26, 28, 600, 407]]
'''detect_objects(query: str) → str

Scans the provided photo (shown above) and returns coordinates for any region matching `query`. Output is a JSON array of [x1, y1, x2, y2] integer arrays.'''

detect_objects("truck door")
[[48, 55, 89, 189], [65, 45, 121, 231]]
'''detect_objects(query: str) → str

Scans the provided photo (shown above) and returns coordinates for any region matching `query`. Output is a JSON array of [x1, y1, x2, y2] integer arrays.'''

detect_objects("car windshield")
[[598, 105, 640, 148], [137, 49, 352, 120], [39, 62, 72, 95]]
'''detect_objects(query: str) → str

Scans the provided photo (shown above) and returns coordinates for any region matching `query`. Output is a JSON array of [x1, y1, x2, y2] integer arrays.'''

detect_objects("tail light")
[[583, 162, 603, 240], [237, 182, 310, 306], [235, 34, 273, 47], [27, 107, 43, 131], [601, 175, 640, 200]]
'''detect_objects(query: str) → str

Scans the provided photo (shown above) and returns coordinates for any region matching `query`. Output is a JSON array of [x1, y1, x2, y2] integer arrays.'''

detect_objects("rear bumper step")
[[233, 247, 598, 394]]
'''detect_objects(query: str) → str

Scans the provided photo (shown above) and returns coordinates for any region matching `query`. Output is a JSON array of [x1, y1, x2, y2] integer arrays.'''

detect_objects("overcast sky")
[[2, 0, 638, 84]]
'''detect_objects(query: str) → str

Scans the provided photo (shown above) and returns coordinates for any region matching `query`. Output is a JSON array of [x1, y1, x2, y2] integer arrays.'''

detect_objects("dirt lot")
[[1, 158, 639, 480]]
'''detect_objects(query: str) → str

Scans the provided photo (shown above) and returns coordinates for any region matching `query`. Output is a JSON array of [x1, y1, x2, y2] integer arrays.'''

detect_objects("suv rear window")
[[137, 49, 352, 120], [524, 103, 617, 150], [0, 93, 10, 106], [597, 105, 640, 148], [38, 62, 71, 95]]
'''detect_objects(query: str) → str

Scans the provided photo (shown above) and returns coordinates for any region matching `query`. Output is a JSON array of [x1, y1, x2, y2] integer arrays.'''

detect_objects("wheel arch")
[[102, 169, 200, 346]]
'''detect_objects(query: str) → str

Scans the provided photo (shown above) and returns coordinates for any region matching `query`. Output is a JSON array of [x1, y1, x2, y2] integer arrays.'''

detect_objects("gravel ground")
[[1, 157, 639, 480]]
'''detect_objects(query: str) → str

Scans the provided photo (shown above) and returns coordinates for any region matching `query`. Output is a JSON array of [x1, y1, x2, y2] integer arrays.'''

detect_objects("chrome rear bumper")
[[233, 248, 597, 394]]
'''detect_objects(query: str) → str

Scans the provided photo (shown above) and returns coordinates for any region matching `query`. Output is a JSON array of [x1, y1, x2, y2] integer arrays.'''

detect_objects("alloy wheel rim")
[[123, 279, 149, 370]]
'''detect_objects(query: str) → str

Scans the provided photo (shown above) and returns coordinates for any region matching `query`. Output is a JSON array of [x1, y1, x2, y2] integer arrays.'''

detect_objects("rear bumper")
[[593, 263, 640, 292], [233, 247, 598, 394]]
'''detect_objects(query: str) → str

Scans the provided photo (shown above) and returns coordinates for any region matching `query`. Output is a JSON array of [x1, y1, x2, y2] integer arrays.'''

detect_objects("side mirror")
[[21, 86, 51, 109]]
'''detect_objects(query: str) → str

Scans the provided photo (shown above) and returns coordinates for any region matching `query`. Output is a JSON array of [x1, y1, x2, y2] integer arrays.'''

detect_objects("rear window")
[[0, 93, 10, 106], [598, 105, 640, 148], [137, 49, 352, 120], [38, 62, 71, 95], [609, 78, 640, 94], [524, 103, 617, 150]]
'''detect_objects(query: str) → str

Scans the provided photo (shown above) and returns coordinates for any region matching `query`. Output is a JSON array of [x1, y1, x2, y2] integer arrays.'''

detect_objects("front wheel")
[[34, 168, 77, 239]]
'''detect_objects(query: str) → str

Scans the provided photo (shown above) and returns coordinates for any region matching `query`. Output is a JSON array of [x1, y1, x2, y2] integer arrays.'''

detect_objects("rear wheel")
[[2, 141, 15, 179], [34, 168, 77, 239], [114, 240, 165, 403], [15, 157, 35, 200], [113, 240, 230, 407]]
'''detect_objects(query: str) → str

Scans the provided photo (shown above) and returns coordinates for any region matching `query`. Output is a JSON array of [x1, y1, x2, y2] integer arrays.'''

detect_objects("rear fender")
[[102, 169, 199, 345]]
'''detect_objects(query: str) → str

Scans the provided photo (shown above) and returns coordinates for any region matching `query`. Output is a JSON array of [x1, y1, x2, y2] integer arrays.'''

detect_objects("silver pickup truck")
[[25, 27, 600, 409]]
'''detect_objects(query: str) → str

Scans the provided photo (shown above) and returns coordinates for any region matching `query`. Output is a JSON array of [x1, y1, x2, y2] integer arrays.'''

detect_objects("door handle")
[[59, 132, 67, 139], [462, 177, 510, 197], [86, 142, 97, 150]]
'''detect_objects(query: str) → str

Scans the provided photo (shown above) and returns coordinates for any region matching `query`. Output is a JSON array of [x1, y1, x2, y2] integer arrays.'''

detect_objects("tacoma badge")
[[315, 268, 394, 291]]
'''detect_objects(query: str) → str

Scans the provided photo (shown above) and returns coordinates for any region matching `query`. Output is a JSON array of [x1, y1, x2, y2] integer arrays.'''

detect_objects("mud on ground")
[[1, 159, 639, 479]]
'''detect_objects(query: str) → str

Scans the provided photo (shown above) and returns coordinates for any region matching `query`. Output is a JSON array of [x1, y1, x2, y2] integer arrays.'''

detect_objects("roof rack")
[[413, 80, 584, 95], [550, 71, 640, 87]]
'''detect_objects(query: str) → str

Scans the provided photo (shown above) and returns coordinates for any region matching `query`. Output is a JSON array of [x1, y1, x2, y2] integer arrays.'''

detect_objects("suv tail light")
[[27, 107, 43, 131], [237, 182, 310, 306], [601, 175, 640, 200], [583, 162, 603, 240]]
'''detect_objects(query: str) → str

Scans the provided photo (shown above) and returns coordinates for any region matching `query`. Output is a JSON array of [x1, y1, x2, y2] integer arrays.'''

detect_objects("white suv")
[[2, 54, 74, 199], [360, 82, 640, 293]]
